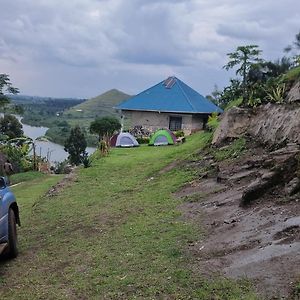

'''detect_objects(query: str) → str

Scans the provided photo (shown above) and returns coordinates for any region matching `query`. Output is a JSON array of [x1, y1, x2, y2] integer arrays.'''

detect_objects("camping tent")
[[110, 132, 139, 147], [149, 129, 177, 146]]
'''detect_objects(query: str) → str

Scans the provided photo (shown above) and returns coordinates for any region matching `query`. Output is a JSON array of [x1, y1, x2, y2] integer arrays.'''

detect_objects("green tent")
[[149, 129, 177, 146]]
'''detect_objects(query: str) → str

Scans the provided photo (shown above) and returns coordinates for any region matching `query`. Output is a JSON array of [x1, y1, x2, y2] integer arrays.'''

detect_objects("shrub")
[[225, 97, 243, 111], [53, 160, 71, 174], [174, 130, 185, 138], [207, 113, 220, 132], [82, 152, 91, 168], [136, 137, 150, 144]]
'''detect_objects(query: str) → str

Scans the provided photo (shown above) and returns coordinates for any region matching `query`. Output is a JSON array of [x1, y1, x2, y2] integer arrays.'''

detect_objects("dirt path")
[[177, 145, 300, 299]]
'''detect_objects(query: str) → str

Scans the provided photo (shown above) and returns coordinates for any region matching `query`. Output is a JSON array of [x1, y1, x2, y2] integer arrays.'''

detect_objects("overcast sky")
[[0, 0, 299, 98]]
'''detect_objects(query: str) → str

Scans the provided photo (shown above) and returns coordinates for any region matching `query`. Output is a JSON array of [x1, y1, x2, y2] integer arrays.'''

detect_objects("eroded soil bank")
[[177, 141, 300, 299]]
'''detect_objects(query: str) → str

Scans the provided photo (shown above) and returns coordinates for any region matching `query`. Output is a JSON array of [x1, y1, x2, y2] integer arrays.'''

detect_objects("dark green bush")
[[136, 137, 150, 144]]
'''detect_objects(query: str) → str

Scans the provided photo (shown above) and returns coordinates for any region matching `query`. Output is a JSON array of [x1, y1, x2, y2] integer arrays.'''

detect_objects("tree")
[[0, 114, 23, 140], [64, 125, 87, 165], [223, 45, 263, 101], [284, 31, 300, 66], [90, 116, 121, 142], [0, 74, 19, 107]]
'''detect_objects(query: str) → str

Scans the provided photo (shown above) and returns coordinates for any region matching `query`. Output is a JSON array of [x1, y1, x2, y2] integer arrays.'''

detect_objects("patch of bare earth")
[[46, 169, 78, 197], [177, 143, 300, 299]]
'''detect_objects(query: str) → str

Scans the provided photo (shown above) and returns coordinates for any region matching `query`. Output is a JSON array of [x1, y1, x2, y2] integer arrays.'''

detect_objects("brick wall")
[[123, 111, 205, 135]]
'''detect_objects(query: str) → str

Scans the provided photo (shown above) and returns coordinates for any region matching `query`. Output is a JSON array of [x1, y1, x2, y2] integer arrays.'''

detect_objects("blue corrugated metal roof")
[[116, 76, 223, 114]]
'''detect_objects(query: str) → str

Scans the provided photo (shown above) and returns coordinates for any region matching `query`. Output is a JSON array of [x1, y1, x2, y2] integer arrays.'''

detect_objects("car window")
[[0, 178, 6, 189]]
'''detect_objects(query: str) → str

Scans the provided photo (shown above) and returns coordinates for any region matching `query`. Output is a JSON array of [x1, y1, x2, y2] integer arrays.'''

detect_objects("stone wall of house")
[[192, 115, 205, 133], [123, 111, 204, 134]]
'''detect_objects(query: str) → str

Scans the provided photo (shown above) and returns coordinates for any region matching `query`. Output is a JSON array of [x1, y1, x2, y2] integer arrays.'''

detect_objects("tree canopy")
[[90, 116, 121, 141], [223, 45, 263, 102], [64, 125, 87, 165], [0, 114, 24, 140], [0, 74, 19, 107]]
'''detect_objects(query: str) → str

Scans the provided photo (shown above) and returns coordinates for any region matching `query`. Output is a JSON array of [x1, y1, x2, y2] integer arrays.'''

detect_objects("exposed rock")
[[213, 103, 300, 146], [241, 146, 300, 205], [212, 107, 251, 145], [285, 177, 300, 196], [286, 81, 300, 103]]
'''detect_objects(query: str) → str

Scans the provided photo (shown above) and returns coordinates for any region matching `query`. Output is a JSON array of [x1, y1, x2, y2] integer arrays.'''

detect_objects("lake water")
[[1, 114, 96, 163]]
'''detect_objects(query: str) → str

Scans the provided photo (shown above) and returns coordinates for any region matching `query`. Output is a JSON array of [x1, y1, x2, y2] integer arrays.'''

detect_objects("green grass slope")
[[65, 89, 131, 119], [0, 132, 258, 299]]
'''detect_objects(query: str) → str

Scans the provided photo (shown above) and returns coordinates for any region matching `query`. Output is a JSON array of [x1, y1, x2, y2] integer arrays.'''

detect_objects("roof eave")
[[116, 108, 222, 114]]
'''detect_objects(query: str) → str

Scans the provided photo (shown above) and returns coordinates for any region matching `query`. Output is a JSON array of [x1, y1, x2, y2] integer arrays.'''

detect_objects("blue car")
[[0, 177, 20, 258]]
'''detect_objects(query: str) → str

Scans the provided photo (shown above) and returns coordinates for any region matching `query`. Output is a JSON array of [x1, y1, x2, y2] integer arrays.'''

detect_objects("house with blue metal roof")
[[116, 76, 222, 134]]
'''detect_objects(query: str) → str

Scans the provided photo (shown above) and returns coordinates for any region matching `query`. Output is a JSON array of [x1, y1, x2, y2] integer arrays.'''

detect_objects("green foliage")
[[221, 43, 297, 108], [1, 132, 257, 299], [283, 66, 300, 82], [10, 171, 46, 185], [65, 89, 130, 119], [136, 137, 150, 144], [45, 123, 71, 145], [0, 114, 23, 139], [64, 125, 87, 165], [224, 97, 243, 111], [213, 137, 246, 161], [0, 144, 32, 173], [52, 159, 70, 174], [82, 152, 91, 168], [224, 45, 263, 102], [284, 30, 300, 67], [0, 74, 19, 107], [293, 281, 300, 298], [174, 130, 185, 138], [265, 82, 286, 103], [207, 112, 220, 132], [90, 116, 121, 141], [208, 80, 242, 109]]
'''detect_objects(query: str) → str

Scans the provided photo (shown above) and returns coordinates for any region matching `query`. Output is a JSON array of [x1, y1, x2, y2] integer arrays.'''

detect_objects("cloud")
[[0, 0, 300, 97]]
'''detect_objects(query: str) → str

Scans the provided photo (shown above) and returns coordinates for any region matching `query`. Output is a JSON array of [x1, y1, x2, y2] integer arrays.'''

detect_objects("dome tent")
[[110, 132, 139, 147], [149, 129, 177, 146]]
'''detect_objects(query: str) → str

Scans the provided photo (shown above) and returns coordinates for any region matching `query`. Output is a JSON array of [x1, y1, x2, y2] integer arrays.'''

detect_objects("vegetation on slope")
[[65, 89, 131, 119], [0, 132, 258, 299], [3, 89, 130, 147]]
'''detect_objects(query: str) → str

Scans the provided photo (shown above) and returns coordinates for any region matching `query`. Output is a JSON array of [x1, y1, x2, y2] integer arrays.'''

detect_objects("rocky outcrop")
[[286, 81, 300, 103], [212, 103, 300, 146], [241, 143, 300, 205]]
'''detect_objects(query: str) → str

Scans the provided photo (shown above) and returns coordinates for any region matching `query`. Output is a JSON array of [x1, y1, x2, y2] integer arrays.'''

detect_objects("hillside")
[[2, 114, 299, 298], [65, 89, 131, 119], [1, 133, 261, 299]]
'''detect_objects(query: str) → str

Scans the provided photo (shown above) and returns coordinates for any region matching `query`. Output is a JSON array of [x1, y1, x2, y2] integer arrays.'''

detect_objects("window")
[[169, 116, 182, 131]]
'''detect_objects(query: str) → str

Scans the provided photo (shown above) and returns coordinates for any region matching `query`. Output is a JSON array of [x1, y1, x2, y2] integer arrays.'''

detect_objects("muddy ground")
[[176, 142, 300, 299]]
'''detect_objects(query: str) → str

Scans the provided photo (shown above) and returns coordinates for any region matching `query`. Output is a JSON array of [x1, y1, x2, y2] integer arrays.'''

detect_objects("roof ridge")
[[175, 78, 196, 112]]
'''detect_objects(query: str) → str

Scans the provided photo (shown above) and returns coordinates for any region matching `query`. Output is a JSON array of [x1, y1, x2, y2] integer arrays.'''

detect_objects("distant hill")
[[8, 94, 86, 104], [65, 89, 131, 118]]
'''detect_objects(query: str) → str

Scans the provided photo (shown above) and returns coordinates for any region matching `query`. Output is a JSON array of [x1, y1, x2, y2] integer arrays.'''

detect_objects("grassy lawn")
[[0, 132, 258, 299]]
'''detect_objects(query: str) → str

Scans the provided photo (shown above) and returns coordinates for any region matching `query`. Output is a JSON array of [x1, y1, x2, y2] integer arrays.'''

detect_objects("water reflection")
[[1, 113, 96, 162]]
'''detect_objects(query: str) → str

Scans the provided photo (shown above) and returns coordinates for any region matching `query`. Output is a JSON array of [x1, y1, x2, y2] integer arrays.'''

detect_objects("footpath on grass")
[[0, 132, 258, 300]]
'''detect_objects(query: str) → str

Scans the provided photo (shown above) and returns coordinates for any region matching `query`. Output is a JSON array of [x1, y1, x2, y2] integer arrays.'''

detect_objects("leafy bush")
[[207, 113, 220, 132], [53, 159, 70, 174], [0, 144, 32, 173], [82, 152, 91, 168], [282, 66, 300, 83], [265, 83, 286, 103], [136, 137, 150, 144], [225, 97, 243, 111], [174, 130, 185, 138]]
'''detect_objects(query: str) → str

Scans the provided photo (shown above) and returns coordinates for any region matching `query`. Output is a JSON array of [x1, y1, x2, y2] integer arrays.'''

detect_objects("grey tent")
[[111, 132, 139, 147]]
